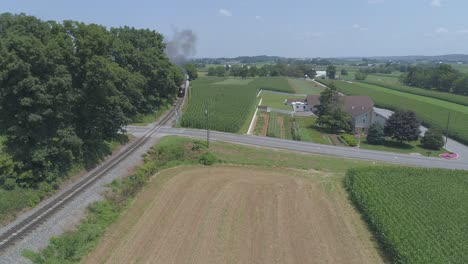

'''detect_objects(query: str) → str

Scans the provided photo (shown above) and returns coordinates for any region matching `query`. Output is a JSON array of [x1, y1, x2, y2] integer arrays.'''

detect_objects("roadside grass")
[[359, 139, 446, 157], [288, 78, 324, 94], [214, 78, 254, 85], [260, 91, 303, 110], [129, 104, 170, 126], [24, 136, 386, 263], [319, 79, 468, 146]]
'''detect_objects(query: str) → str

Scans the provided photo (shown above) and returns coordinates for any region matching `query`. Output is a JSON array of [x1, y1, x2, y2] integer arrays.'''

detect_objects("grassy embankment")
[[347, 167, 468, 263], [25, 136, 387, 263]]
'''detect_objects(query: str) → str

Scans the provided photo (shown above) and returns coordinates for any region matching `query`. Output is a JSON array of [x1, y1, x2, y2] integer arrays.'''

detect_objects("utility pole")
[[445, 111, 451, 148], [205, 106, 210, 148]]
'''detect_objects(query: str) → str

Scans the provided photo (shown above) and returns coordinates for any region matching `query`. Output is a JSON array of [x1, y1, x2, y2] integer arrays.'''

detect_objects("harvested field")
[[83, 166, 382, 264]]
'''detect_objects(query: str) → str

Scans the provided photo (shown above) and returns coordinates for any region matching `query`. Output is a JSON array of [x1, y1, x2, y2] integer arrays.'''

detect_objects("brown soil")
[[83, 166, 383, 264], [277, 116, 285, 139], [261, 113, 269, 136]]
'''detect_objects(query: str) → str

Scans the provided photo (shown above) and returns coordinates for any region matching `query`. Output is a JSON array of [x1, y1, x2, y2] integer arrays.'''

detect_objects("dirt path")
[[261, 113, 269, 136], [83, 166, 383, 264], [277, 116, 285, 139]]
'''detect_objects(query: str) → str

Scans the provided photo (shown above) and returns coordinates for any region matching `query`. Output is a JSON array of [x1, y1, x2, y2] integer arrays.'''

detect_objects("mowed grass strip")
[[214, 78, 254, 85], [253, 76, 294, 93], [288, 78, 324, 94], [320, 80, 468, 145], [347, 167, 468, 264], [261, 91, 303, 110], [362, 78, 468, 107]]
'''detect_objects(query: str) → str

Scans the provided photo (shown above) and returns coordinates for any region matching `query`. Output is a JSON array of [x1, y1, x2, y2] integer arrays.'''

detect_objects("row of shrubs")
[[23, 137, 217, 263], [339, 134, 358, 147]]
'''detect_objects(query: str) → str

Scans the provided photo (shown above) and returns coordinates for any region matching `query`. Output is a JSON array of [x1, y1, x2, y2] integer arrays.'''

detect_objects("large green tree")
[[384, 111, 421, 142], [0, 13, 183, 187], [367, 123, 385, 145], [183, 64, 198, 80], [421, 129, 445, 150], [326, 65, 336, 79], [316, 86, 351, 132]]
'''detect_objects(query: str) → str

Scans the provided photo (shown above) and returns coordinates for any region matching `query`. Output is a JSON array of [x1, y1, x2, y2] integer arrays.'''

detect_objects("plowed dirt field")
[[83, 166, 382, 264]]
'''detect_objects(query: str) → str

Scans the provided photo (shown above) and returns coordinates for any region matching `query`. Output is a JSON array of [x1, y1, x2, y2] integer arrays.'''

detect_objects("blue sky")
[[2, 0, 468, 58]]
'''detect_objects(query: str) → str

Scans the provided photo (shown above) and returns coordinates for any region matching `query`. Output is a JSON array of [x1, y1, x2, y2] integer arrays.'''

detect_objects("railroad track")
[[0, 91, 185, 253]]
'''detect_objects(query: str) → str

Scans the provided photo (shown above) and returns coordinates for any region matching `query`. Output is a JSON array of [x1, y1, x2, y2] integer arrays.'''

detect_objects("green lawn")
[[295, 117, 331, 145], [260, 91, 303, 110], [214, 78, 254, 85], [359, 139, 445, 157], [288, 78, 324, 94], [366, 74, 400, 84]]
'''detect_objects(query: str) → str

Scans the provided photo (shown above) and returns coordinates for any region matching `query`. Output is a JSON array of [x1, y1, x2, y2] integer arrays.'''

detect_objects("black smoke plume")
[[165, 28, 197, 65]]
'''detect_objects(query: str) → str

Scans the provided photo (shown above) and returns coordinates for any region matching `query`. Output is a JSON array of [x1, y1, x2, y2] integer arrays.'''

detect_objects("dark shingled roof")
[[304, 95, 374, 117], [305, 95, 321, 107], [339, 96, 374, 117]]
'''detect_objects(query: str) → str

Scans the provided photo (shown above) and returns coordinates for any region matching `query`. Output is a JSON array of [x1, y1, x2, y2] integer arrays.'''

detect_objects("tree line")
[[0, 13, 184, 189], [207, 63, 317, 78], [400, 64, 468, 95]]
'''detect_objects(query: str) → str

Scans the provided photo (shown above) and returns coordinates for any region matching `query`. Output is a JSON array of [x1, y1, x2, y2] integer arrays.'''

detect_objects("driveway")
[[374, 107, 468, 161]]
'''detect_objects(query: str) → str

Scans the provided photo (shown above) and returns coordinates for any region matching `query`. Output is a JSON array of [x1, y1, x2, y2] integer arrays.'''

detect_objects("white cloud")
[[435, 27, 448, 34], [368, 0, 384, 4], [431, 0, 442, 7], [219, 8, 232, 17], [430, 27, 468, 36], [457, 29, 468, 34], [352, 24, 368, 31], [255, 15, 262, 20]]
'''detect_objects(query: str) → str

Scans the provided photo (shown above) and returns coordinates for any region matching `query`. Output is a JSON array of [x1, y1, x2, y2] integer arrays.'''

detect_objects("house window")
[[303, 106, 306, 109], [296, 105, 299, 109], [363, 119, 366, 123]]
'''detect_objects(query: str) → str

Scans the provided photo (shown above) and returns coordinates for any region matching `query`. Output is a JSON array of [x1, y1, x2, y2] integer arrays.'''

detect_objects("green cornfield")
[[181, 77, 294, 133], [346, 167, 468, 263], [362, 79, 468, 107]]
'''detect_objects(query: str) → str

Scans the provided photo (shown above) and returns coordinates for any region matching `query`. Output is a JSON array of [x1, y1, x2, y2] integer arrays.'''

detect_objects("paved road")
[[146, 127, 468, 170]]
